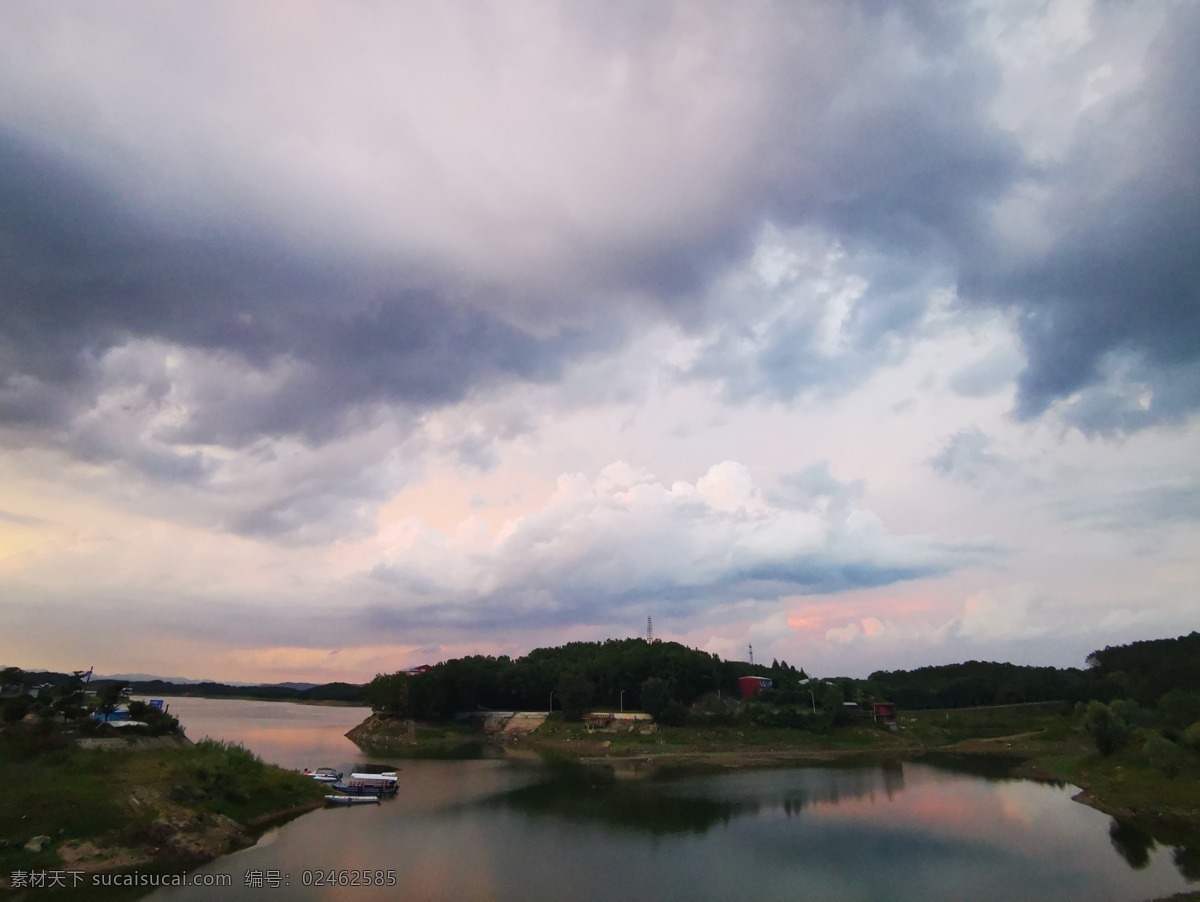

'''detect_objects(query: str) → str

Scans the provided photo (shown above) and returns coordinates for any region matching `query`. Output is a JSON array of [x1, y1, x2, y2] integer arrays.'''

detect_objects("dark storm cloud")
[[2, 0, 1196, 494], [957, 4, 1200, 432], [0, 129, 586, 451], [688, 3, 1200, 431], [3, 2, 1027, 438]]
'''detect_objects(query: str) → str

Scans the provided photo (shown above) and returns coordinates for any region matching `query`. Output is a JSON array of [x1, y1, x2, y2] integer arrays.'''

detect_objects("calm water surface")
[[146, 699, 1198, 902]]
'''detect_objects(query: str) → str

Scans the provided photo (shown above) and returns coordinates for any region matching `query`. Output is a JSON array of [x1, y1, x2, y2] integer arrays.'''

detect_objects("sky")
[[1, 0, 1197, 684]]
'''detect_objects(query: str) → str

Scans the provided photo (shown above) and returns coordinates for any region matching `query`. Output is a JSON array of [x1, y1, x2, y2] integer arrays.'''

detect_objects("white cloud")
[[365, 461, 967, 632]]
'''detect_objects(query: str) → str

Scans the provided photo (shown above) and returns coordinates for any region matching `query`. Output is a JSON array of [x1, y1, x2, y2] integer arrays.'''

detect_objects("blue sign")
[[149, 699, 164, 710]]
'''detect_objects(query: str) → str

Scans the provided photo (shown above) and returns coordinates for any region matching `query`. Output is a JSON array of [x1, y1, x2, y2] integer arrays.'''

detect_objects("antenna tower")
[[748, 644, 754, 666], [646, 617, 654, 643]]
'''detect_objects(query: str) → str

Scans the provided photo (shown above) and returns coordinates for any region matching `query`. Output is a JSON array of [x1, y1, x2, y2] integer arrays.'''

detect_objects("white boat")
[[304, 767, 343, 782], [324, 794, 380, 805], [332, 771, 399, 796]]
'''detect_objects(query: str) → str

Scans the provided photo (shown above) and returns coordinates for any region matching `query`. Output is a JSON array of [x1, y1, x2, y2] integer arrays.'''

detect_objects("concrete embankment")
[[346, 711, 549, 752]]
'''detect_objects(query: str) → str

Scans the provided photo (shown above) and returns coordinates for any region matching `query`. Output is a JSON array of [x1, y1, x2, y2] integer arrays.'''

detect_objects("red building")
[[738, 676, 773, 699], [872, 701, 897, 726]]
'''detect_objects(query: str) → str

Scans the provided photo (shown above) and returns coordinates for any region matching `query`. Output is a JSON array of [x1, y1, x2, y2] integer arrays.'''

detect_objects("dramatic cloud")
[[959, 2, 1200, 431], [1, 1, 1197, 680], [363, 461, 972, 634]]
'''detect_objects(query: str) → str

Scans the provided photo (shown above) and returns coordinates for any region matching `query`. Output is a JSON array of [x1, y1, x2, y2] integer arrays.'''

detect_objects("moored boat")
[[325, 794, 380, 805], [331, 771, 399, 796], [304, 767, 343, 782]]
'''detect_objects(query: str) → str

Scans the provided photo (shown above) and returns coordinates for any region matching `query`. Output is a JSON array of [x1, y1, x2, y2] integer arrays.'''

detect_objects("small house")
[[872, 701, 897, 727], [738, 676, 773, 700]]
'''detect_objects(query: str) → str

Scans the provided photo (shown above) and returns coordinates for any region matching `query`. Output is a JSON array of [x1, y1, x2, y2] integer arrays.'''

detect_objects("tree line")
[[0, 669, 365, 704], [364, 631, 1200, 727], [866, 632, 1200, 711], [364, 638, 803, 722]]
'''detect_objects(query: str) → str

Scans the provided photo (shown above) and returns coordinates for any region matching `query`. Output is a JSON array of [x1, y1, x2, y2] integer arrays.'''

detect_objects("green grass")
[[0, 747, 131, 872], [1050, 737, 1200, 815], [898, 702, 1070, 746], [536, 717, 907, 757], [0, 737, 326, 874], [152, 739, 325, 823]]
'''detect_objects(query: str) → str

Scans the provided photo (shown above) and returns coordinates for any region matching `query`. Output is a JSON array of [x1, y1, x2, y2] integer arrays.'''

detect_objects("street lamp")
[[619, 689, 625, 713], [549, 690, 555, 714], [807, 690, 816, 715]]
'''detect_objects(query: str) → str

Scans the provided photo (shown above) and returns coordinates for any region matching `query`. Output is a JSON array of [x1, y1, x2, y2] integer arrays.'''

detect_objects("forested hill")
[[869, 632, 1200, 710], [364, 638, 798, 721], [865, 662, 1087, 710], [122, 679, 364, 702], [0, 669, 364, 703], [1085, 631, 1200, 705]]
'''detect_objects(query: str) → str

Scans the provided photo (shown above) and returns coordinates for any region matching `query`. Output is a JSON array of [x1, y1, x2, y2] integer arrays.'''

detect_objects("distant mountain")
[[99, 674, 318, 689]]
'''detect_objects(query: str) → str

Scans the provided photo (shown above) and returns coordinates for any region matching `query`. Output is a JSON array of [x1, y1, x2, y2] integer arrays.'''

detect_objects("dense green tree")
[[640, 677, 673, 719], [557, 670, 595, 722], [1158, 690, 1200, 731], [95, 684, 124, 719], [1085, 632, 1200, 706], [364, 672, 410, 717], [1084, 701, 1131, 756]]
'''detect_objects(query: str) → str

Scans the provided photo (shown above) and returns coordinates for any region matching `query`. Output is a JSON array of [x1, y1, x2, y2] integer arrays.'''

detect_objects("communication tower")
[[646, 617, 654, 643]]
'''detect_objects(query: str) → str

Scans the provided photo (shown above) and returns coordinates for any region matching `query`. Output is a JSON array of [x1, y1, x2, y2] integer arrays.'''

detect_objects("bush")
[[2, 697, 31, 723], [1084, 701, 1131, 757], [1143, 733, 1186, 778], [1182, 722, 1200, 754], [126, 701, 181, 736], [640, 678, 673, 720], [1159, 691, 1200, 731]]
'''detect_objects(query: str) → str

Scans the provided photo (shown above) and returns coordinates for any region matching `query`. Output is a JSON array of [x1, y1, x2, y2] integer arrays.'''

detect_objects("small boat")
[[324, 794, 380, 805], [331, 772, 399, 796], [304, 767, 343, 782]]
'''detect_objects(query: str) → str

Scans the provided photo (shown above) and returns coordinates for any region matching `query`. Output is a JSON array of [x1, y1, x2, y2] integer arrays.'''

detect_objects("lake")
[[146, 698, 1198, 901]]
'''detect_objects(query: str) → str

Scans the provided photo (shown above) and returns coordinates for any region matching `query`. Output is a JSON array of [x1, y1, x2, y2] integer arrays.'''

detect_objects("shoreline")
[[347, 709, 1200, 837], [135, 694, 367, 708]]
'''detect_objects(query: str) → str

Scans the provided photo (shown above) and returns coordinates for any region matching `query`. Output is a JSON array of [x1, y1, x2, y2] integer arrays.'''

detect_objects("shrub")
[[1143, 733, 1186, 778], [655, 700, 689, 726], [1084, 701, 1131, 757], [2, 697, 31, 723], [1182, 722, 1200, 754]]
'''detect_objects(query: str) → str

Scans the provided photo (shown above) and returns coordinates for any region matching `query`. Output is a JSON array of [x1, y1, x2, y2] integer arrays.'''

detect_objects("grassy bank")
[[0, 738, 327, 881]]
